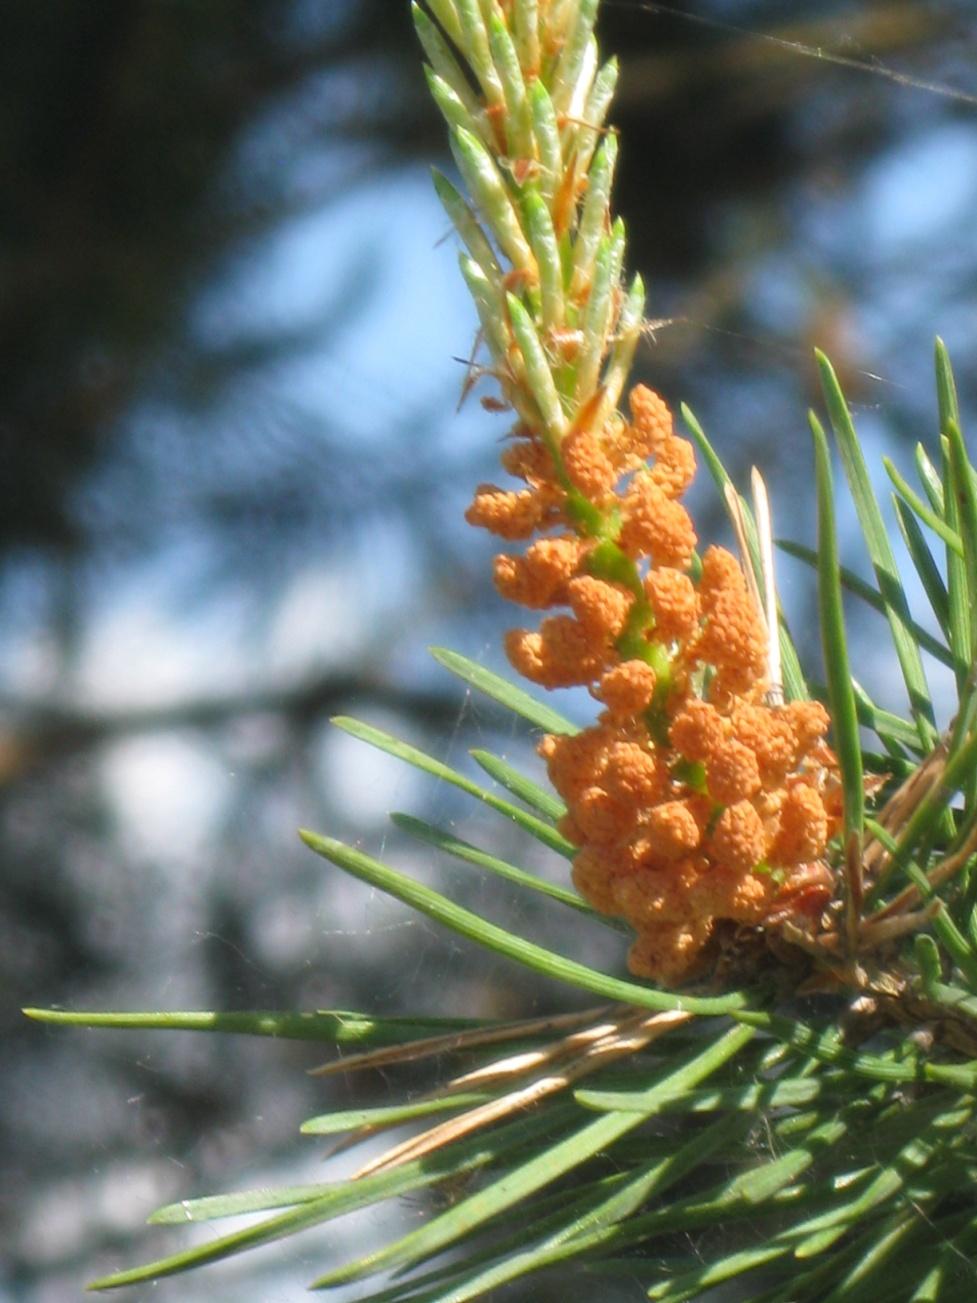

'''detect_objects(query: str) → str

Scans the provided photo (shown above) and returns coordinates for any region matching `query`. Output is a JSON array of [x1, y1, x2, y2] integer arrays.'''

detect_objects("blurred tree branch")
[[0, 674, 509, 787]]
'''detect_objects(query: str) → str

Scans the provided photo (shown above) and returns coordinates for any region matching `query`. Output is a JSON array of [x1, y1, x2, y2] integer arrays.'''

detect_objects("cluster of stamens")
[[469, 385, 840, 984]]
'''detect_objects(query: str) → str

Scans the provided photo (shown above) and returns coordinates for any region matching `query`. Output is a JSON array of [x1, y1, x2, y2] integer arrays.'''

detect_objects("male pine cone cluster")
[[468, 386, 839, 984]]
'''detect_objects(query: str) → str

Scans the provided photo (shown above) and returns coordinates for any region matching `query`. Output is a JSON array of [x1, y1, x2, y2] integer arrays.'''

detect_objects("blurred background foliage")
[[3, 1, 977, 1297]]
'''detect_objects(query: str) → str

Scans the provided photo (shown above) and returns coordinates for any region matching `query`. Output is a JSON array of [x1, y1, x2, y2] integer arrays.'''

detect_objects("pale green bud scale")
[[507, 292, 566, 439], [450, 127, 536, 275]]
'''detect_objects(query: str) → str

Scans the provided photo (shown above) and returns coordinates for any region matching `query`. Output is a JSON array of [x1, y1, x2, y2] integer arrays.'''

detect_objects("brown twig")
[[348, 1007, 692, 1180], [308, 1005, 614, 1077]]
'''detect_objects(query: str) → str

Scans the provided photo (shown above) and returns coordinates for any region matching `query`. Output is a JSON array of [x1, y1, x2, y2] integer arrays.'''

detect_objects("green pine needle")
[[810, 410, 865, 847]]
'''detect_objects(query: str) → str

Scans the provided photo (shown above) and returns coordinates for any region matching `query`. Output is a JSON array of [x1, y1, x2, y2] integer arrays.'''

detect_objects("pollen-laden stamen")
[[468, 384, 840, 986]]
